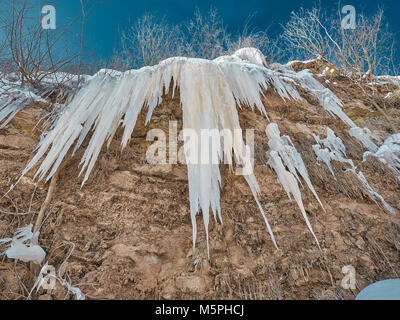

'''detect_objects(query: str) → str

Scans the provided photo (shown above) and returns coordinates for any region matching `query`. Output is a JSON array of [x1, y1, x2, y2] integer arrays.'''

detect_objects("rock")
[[0, 135, 36, 149], [176, 275, 207, 293], [109, 171, 140, 190], [130, 163, 172, 177]]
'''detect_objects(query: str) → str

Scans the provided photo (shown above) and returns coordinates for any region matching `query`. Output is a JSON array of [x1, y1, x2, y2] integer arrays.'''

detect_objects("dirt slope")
[[0, 63, 399, 300]]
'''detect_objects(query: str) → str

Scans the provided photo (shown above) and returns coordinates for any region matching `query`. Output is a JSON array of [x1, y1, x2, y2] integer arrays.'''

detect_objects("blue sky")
[[37, 0, 400, 61]]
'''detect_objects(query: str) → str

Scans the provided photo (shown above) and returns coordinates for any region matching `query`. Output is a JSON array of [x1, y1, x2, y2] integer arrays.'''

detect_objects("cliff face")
[[0, 58, 399, 300]]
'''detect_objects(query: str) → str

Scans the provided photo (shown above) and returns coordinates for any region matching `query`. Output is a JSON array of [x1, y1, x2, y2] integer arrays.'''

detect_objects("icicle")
[[313, 145, 336, 178], [28, 263, 51, 299], [266, 150, 320, 248], [313, 128, 396, 214], [12, 48, 354, 255], [269, 65, 356, 128], [265, 123, 322, 248], [312, 127, 354, 179], [363, 133, 400, 180], [266, 123, 324, 211], [29, 263, 86, 300], [64, 280, 85, 300], [355, 171, 396, 215], [243, 174, 278, 250]]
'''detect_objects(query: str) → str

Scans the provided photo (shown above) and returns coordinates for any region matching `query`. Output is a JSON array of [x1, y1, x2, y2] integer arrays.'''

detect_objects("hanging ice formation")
[[269, 63, 356, 128], [349, 127, 381, 153], [355, 171, 396, 215], [362, 133, 400, 181], [349, 127, 400, 182], [0, 81, 46, 128], [313, 128, 354, 179], [265, 123, 323, 247], [0, 74, 84, 128], [0, 224, 46, 265], [28, 251, 86, 300], [9, 48, 357, 255], [313, 128, 395, 215]]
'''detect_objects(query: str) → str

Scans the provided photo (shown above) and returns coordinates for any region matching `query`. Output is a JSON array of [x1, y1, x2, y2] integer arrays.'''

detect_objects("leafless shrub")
[[119, 7, 281, 68], [339, 9, 395, 81], [121, 14, 185, 68], [3, 0, 89, 88], [0, 0, 92, 129], [229, 17, 284, 63], [184, 7, 230, 59], [0, 6, 11, 77], [282, 7, 329, 60], [282, 5, 398, 80]]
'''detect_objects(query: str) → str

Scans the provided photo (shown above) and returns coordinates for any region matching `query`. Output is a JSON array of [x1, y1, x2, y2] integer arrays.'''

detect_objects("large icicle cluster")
[[313, 128, 395, 214], [10, 48, 355, 254], [266, 123, 323, 247]]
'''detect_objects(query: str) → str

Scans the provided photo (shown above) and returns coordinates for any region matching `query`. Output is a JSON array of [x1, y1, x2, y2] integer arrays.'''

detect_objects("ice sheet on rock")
[[313, 144, 336, 178], [270, 64, 356, 128], [0, 79, 46, 128], [294, 70, 356, 128], [363, 133, 400, 179], [350, 127, 381, 153], [0, 224, 46, 265], [230, 47, 267, 66], [0, 73, 86, 128], [314, 128, 347, 157], [312, 128, 354, 178], [376, 75, 400, 88], [313, 128, 395, 214]]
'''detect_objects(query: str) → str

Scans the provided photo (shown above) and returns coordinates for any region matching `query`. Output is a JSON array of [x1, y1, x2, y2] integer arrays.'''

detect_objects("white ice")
[[313, 128, 395, 214], [266, 123, 323, 247], [0, 224, 46, 265], [12, 48, 355, 255], [350, 127, 381, 153]]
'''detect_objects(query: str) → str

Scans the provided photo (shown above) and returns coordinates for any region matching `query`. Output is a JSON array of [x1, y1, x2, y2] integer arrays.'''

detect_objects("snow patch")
[[0, 72, 87, 128], [376, 75, 400, 88]]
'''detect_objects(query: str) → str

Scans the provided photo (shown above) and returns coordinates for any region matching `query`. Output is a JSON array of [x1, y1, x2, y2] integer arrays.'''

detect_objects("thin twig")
[[33, 168, 61, 234]]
